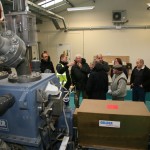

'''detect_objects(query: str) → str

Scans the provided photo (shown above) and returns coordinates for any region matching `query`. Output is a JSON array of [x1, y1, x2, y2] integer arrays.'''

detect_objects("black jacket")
[[86, 63, 108, 99], [71, 58, 90, 90], [56, 61, 71, 90], [40, 59, 55, 73], [130, 65, 150, 92], [101, 61, 110, 72]]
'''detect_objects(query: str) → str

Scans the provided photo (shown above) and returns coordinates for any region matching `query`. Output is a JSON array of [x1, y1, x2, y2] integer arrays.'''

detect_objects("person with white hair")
[[71, 54, 90, 108], [130, 58, 150, 102]]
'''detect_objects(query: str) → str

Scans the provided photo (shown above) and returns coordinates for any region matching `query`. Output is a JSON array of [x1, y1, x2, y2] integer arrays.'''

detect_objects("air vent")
[[112, 10, 127, 23]]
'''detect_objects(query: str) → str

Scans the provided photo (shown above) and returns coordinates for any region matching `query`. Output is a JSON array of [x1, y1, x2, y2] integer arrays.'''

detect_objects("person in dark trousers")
[[71, 54, 90, 108], [40, 52, 55, 73], [108, 64, 127, 100], [56, 54, 74, 90], [110, 58, 128, 79], [130, 58, 150, 102], [86, 63, 108, 100]]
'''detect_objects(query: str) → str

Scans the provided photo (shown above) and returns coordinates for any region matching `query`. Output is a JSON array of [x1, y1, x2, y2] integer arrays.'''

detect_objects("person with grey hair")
[[71, 54, 90, 108], [130, 58, 150, 102], [108, 64, 127, 100]]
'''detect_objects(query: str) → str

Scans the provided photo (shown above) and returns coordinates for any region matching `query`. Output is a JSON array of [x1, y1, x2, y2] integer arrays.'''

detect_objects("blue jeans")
[[132, 86, 145, 102]]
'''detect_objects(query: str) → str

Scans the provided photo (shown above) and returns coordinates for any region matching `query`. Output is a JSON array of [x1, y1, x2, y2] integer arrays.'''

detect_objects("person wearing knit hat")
[[108, 64, 127, 100]]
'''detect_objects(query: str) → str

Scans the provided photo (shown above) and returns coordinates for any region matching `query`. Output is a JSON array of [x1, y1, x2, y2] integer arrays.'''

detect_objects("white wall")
[[37, 0, 150, 68]]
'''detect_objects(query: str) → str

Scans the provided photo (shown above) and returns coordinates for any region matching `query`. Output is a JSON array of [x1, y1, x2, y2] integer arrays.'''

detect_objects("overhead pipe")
[[4, 0, 67, 31], [27, 1, 67, 31], [67, 25, 150, 31]]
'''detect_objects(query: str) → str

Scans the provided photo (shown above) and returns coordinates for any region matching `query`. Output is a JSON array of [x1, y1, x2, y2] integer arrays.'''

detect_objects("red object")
[[107, 104, 118, 110]]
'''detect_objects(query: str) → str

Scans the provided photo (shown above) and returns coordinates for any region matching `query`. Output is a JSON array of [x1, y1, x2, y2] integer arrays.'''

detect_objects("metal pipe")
[[67, 25, 150, 31], [0, 30, 26, 67], [27, 1, 67, 31], [13, 0, 26, 11], [0, 35, 11, 55], [4, 0, 67, 30]]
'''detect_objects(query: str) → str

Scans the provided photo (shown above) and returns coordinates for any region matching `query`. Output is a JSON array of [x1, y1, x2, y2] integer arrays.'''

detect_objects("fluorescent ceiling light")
[[147, 3, 150, 7], [38, 0, 63, 8], [67, 6, 95, 11]]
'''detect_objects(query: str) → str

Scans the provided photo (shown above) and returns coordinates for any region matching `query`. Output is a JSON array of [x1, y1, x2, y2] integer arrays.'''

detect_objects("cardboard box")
[[77, 100, 150, 149], [73, 108, 79, 127]]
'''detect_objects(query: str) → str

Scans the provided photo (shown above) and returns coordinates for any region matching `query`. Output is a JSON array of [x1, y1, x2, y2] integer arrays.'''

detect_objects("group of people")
[[40, 51, 150, 108]]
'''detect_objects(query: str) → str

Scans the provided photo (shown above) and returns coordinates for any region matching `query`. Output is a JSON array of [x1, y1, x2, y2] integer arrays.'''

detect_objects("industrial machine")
[[0, 0, 74, 149]]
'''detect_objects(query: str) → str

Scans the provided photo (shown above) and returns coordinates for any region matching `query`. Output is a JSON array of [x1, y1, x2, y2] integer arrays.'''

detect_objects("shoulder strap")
[[117, 77, 127, 85]]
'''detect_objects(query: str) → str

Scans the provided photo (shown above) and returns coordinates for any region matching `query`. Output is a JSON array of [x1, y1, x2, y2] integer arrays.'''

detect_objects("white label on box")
[[99, 120, 120, 128]]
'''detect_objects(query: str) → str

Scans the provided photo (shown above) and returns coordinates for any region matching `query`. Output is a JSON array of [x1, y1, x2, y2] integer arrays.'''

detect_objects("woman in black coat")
[[86, 63, 108, 100]]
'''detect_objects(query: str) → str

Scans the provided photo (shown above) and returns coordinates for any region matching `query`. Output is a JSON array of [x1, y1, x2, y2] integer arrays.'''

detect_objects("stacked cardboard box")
[[75, 100, 150, 149]]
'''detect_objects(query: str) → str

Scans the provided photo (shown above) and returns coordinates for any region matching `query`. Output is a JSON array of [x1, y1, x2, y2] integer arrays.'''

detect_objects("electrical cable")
[[61, 86, 76, 136], [62, 103, 69, 136]]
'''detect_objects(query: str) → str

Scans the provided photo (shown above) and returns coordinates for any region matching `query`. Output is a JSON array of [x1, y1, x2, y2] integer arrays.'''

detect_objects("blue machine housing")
[[0, 73, 60, 149]]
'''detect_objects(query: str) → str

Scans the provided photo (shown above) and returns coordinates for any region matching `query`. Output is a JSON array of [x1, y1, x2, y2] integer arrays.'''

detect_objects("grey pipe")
[[5, 0, 67, 30], [68, 25, 150, 31], [0, 36, 11, 55], [13, 0, 26, 11], [27, 1, 67, 30], [0, 31, 31, 76]]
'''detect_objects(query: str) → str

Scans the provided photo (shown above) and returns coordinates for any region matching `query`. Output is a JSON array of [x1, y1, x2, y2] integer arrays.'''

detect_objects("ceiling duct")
[[13, 0, 27, 11], [27, 1, 67, 31], [4, 0, 67, 31]]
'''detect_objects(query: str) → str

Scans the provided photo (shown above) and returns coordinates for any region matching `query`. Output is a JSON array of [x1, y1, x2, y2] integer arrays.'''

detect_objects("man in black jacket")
[[130, 58, 150, 102], [40, 52, 55, 73], [96, 54, 110, 72], [56, 54, 74, 90], [86, 63, 108, 100], [71, 54, 90, 108]]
